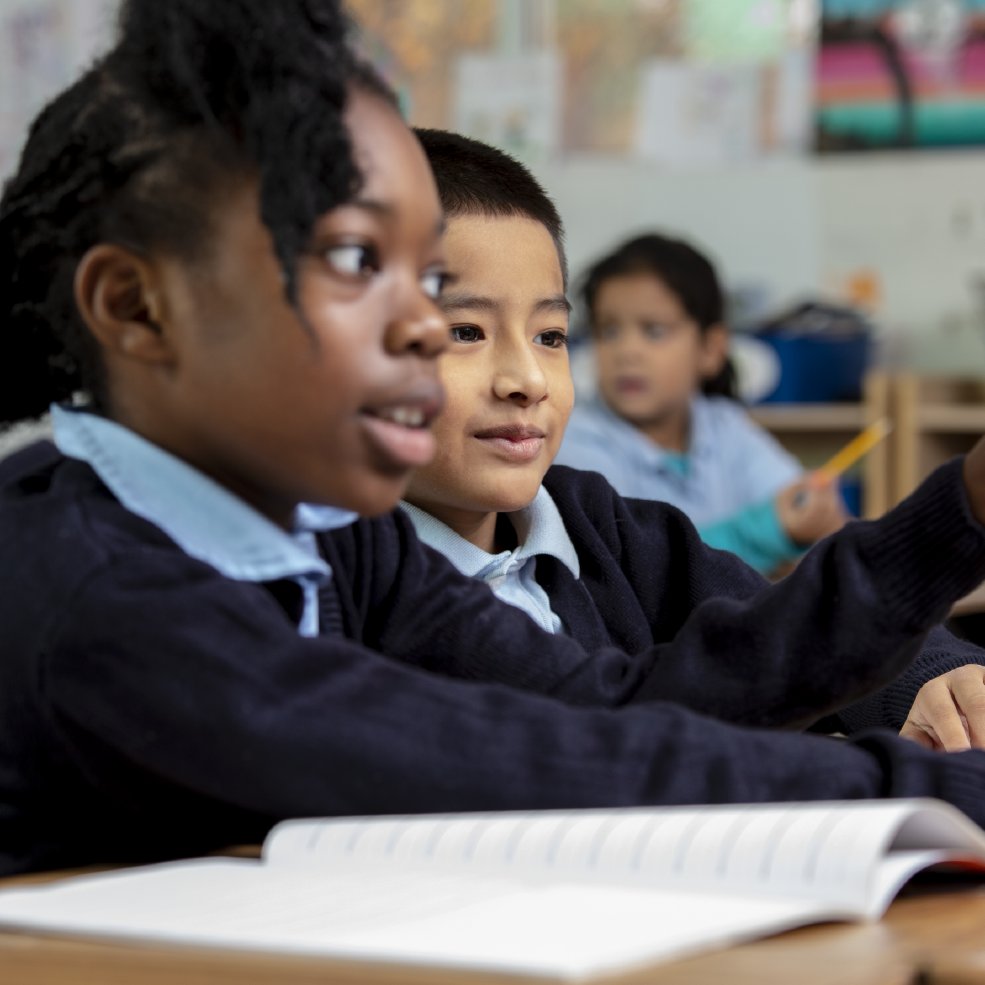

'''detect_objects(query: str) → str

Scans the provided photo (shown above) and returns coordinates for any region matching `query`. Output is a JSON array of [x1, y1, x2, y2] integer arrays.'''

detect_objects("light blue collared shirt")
[[400, 486, 580, 634], [51, 405, 357, 637], [556, 395, 803, 573]]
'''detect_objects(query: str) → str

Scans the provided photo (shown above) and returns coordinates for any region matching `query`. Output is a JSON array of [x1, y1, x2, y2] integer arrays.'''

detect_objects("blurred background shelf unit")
[[890, 373, 985, 621], [748, 371, 892, 520], [892, 374, 985, 504]]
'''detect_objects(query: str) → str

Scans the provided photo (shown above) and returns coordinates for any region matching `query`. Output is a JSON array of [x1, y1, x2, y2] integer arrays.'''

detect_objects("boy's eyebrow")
[[440, 289, 572, 316], [534, 294, 573, 315]]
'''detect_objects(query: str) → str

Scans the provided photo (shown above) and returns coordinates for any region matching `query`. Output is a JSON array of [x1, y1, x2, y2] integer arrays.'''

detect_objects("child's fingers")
[[899, 720, 942, 751], [804, 470, 837, 492], [907, 679, 972, 752], [947, 667, 985, 749]]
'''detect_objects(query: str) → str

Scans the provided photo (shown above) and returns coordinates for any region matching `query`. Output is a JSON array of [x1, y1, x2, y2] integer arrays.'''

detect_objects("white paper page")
[[267, 799, 974, 914], [0, 857, 832, 981]]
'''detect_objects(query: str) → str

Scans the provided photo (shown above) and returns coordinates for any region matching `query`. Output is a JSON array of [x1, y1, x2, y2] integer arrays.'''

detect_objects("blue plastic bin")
[[758, 332, 871, 404]]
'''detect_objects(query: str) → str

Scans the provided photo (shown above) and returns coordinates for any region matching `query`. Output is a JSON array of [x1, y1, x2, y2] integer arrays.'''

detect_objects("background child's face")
[[592, 272, 718, 430], [114, 90, 448, 525], [405, 214, 572, 525]]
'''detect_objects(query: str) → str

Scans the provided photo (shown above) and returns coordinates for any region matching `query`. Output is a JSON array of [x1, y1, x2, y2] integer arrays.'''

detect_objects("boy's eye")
[[535, 329, 569, 349], [420, 267, 448, 300], [325, 243, 379, 278], [450, 324, 484, 344]]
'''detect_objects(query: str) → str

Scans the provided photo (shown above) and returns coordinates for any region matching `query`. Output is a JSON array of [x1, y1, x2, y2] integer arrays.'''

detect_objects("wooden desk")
[[1, 876, 984, 985]]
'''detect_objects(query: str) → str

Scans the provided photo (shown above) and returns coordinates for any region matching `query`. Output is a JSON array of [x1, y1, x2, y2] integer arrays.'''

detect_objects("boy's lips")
[[361, 386, 444, 470], [473, 423, 546, 464]]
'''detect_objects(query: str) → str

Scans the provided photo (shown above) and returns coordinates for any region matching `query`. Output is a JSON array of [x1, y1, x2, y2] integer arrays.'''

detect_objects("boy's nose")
[[492, 356, 549, 406]]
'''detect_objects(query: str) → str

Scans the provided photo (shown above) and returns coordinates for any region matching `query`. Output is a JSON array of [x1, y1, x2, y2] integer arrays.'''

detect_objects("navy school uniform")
[[4, 413, 985, 875], [405, 467, 985, 735]]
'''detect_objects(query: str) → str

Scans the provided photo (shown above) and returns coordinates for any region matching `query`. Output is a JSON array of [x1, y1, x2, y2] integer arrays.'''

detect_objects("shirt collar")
[[51, 405, 356, 584], [400, 485, 580, 579]]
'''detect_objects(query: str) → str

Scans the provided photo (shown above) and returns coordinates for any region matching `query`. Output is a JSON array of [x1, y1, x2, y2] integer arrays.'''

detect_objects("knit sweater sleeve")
[[539, 460, 985, 731], [37, 540, 985, 849]]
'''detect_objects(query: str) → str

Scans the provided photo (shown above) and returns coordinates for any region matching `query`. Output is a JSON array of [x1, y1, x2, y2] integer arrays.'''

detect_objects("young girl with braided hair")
[[5, 0, 985, 879]]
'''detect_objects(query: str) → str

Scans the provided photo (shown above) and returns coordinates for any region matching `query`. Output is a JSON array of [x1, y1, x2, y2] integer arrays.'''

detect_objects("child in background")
[[554, 234, 847, 575], [5, 0, 985, 879], [404, 127, 985, 745]]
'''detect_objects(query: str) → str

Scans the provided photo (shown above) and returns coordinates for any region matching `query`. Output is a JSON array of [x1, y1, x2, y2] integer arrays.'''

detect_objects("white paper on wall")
[[454, 49, 561, 160]]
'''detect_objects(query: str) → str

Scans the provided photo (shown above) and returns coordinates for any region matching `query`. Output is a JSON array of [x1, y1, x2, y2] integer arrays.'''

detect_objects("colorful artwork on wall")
[[817, 0, 985, 150]]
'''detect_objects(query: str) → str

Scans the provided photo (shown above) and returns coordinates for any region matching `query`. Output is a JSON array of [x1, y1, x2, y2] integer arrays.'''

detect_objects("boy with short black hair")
[[405, 126, 985, 745]]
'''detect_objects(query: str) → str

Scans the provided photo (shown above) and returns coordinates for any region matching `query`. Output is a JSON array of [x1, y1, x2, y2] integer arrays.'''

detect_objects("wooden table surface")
[[2, 872, 985, 985]]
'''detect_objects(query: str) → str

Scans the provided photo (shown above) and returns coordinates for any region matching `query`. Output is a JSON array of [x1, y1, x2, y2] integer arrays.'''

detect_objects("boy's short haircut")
[[414, 128, 568, 288]]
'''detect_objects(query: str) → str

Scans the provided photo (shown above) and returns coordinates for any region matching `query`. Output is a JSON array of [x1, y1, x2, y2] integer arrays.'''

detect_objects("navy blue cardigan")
[[535, 465, 985, 734], [3, 441, 985, 876]]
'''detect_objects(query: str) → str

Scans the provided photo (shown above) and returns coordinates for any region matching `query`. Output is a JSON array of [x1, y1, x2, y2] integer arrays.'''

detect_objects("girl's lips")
[[361, 387, 444, 470], [615, 377, 649, 394], [361, 413, 437, 469]]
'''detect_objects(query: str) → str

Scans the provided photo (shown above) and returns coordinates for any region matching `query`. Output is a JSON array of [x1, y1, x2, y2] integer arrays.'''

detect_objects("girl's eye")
[[535, 329, 569, 349], [450, 324, 484, 344], [325, 243, 379, 278], [420, 268, 448, 300], [642, 322, 670, 341]]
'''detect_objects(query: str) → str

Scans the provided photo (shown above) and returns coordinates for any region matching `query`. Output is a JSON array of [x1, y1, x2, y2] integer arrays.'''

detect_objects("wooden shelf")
[[915, 405, 985, 432], [748, 404, 868, 431]]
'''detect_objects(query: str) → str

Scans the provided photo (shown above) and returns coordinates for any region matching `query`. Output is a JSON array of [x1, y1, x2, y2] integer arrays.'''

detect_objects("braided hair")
[[0, 0, 394, 427]]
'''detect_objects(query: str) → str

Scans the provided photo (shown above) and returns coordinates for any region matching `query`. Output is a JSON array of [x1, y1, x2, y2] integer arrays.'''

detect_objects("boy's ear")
[[73, 244, 174, 364], [698, 322, 729, 380]]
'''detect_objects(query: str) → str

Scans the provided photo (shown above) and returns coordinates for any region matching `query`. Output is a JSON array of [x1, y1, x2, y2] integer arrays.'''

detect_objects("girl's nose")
[[385, 294, 448, 359]]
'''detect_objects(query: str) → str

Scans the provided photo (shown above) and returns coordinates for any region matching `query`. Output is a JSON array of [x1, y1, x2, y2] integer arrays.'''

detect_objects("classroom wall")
[[536, 150, 985, 374], [0, 0, 115, 177], [3, 0, 984, 379]]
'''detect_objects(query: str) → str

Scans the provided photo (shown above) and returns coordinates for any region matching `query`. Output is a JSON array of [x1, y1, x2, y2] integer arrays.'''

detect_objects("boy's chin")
[[483, 480, 545, 515]]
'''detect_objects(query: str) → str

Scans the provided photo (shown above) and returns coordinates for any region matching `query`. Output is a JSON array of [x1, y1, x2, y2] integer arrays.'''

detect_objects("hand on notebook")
[[899, 664, 985, 752], [776, 477, 848, 547]]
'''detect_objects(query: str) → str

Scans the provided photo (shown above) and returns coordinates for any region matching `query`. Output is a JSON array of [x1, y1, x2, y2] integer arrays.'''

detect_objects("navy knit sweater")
[[535, 465, 985, 734], [3, 441, 985, 876]]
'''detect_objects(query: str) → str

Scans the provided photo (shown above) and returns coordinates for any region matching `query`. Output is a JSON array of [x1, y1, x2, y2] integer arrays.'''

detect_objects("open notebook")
[[1, 798, 984, 982]]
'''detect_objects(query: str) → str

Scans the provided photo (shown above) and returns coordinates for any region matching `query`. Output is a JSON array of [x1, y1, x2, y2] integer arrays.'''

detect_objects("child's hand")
[[899, 664, 985, 751], [775, 476, 849, 547]]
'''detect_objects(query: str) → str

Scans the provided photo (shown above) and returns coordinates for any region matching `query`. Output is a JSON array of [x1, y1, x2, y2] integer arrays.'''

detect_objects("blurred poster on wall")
[[817, 0, 985, 150], [633, 0, 815, 164], [0, 0, 115, 179], [454, 50, 562, 158], [634, 60, 762, 164]]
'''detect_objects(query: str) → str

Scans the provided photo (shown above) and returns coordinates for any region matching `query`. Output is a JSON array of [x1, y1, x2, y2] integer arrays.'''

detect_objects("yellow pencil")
[[812, 418, 892, 484]]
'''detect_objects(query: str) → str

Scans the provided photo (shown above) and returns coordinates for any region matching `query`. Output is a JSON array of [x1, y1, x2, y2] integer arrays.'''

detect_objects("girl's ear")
[[698, 322, 729, 380], [74, 244, 174, 364]]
